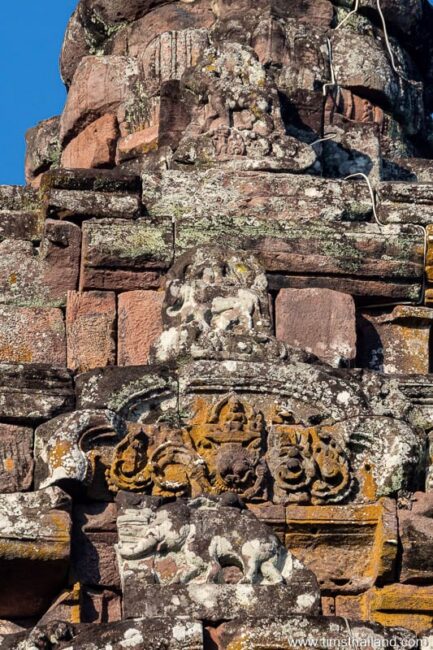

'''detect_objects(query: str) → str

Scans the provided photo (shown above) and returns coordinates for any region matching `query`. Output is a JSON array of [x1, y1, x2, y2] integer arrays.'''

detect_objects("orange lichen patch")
[[41, 583, 82, 625], [0, 508, 71, 562], [3, 458, 15, 473], [225, 640, 246, 650], [285, 500, 397, 594], [336, 585, 433, 634], [0, 343, 33, 363], [270, 419, 351, 505], [358, 463, 378, 501], [8, 273, 17, 285], [0, 537, 69, 562], [48, 440, 75, 471], [106, 426, 153, 493], [360, 305, 433, 374], [186, 395, 265, 498]]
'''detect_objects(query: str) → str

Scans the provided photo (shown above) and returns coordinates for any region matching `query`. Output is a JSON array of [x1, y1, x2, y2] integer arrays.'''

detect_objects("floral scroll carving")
[[267, 412, 351, 505], [106, 395, 352, 505]]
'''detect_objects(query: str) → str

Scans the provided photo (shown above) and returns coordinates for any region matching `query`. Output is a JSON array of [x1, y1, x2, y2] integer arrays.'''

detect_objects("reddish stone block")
[[0, 220, 80, 308], [40, 219, 82, 304], [66, 291, 116, 373], [25, 116, 61, 185], [0, 424, 34, 493], [79, 218, 172, 292], [82, 588, 122, 624], [399, 492, 433, 584], [60, 56, 138, 143], [61, 114, 119, 170], [357, 306, 433, 373], [118, 290, 164, 365], [0, 306, 66, 365], [71, 502, 120, 589], [275, 288, 356, 367]]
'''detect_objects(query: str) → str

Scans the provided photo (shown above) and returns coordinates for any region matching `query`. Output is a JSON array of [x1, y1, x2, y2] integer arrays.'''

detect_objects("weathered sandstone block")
[[79, 218, 173, 291], [331, 30, 423, 135], [0, 363, 74, 423], [335, 585, 433, 634], [212, 616, 417, 650], [284, 500, 398, 594], [0, 487, 71, 618], [60, 8, 90, 87], [37, 584, 81, 627], [1, 617, 203, 649], [0, 305, 66, 365], [357, 306, 433, 374], [25, 116, 61, 185], [118, 290, 164, 366], [0, 210, 42, 242], [75, 365, 177, 420], [61, 113, 119, 170], [0, 423, 34, 493], [399, 492, 433, 584], [378, 182, 433, 225], [275, 288, 357, 367], [71, 502, 120, 588], [109, 0, 215, 59], [142, 169, 373, 224], [60, 56, 139, 144], [42, 167, 141, 220], [0, 219, 81, 307], [66, 290, 116, 372]]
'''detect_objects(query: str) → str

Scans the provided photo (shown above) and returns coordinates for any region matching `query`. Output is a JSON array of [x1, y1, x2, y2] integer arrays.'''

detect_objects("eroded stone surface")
[[0, 306, 66, 366], [0, 487, 71, 618], [34, 409, 127, 499], [66, 290, 116, 372], [2, 0, 433, 642], [0, 423, 34, 493], [275, 288, 357, 367], [118, 290, 164, 366], [0, 363, 74, 423]]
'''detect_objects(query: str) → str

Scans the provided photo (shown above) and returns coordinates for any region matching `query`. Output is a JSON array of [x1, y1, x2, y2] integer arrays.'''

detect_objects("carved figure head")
[[187, 394, 267, 499]]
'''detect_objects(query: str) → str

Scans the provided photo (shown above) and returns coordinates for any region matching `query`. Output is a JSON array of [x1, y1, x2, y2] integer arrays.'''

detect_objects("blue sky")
[[0, 2, 76, 186]]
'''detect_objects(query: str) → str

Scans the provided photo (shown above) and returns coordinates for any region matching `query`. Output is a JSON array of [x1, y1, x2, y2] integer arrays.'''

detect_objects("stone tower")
[[1, 0, 433, 647]]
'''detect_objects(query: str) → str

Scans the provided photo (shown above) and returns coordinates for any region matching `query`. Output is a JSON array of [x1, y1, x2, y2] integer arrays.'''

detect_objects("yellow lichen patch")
[[71, 582, 81, 624]]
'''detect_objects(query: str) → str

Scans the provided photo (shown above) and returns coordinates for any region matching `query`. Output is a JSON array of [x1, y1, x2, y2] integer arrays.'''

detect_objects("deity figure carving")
[[151, 246, 314, 364], [186, 394, 267, 500]]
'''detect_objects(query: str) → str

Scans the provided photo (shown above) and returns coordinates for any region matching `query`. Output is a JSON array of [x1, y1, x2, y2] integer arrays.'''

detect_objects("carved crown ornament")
[[105, 394, 353, 505]]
